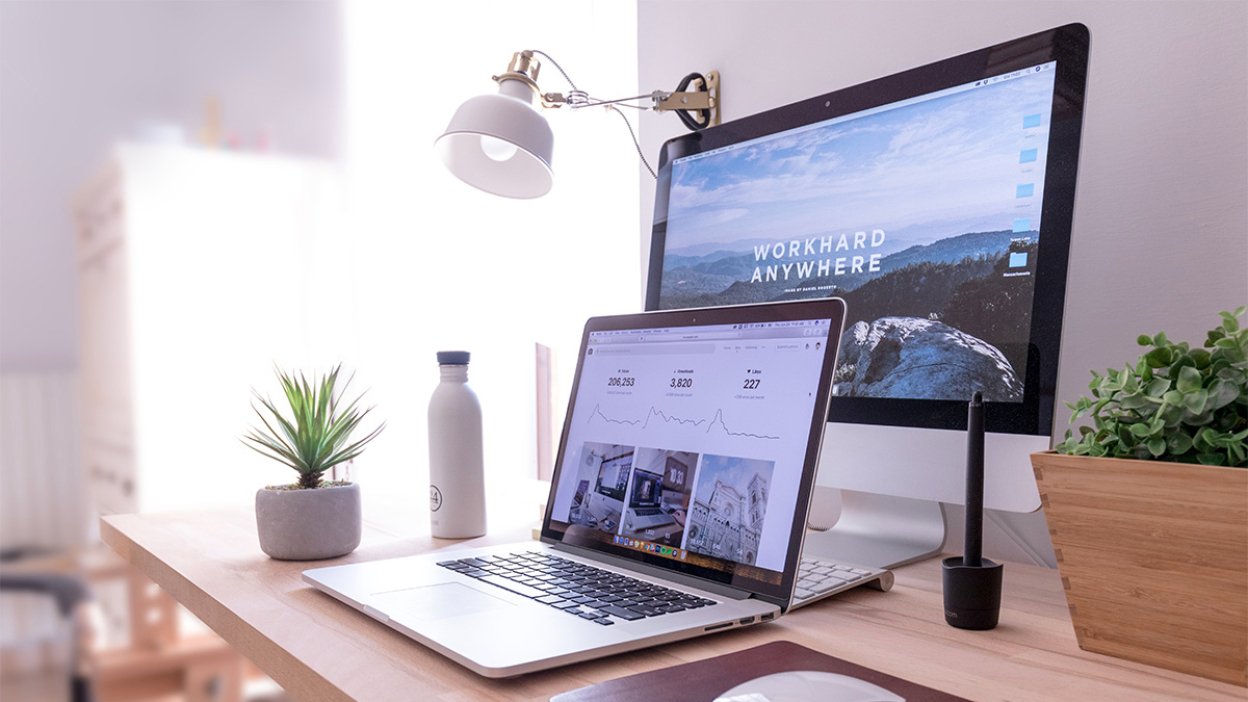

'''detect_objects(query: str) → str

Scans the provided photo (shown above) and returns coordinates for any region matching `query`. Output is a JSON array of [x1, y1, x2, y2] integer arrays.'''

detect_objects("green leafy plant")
[[1056, 308, 1248, 467], [243, 365, 385, 489]]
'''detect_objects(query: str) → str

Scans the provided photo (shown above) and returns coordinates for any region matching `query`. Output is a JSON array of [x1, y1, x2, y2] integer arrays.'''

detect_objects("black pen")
[[964, 391, 984, 568]]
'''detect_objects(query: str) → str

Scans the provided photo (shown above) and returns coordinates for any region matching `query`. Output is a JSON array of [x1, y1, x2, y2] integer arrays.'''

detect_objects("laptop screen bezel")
[[539, 298, 846, 607]]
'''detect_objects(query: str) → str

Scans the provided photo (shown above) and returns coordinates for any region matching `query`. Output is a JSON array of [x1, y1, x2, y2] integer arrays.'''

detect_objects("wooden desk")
[[101, 509, 1242, 702]]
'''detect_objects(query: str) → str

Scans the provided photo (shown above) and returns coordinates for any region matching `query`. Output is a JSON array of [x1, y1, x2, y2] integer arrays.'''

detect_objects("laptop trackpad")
[[370, 583, 514, 622]]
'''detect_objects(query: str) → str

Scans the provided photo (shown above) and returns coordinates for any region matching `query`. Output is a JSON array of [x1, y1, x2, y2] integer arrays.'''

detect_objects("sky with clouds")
[[665, 69, 1056, 254]]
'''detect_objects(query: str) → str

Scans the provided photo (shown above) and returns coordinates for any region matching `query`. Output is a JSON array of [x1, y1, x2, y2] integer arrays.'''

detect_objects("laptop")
[[304, 298, 872, 678]]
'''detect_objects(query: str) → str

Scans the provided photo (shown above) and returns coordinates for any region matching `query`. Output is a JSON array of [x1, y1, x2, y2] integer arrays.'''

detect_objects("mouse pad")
[[549, 641, 969, 702]]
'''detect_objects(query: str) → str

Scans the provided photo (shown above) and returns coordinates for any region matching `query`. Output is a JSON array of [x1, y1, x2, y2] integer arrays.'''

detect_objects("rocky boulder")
[[834, 317, 1023, 401]]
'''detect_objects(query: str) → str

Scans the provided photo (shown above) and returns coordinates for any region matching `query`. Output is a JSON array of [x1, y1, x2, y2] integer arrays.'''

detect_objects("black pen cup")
[[942, 556, 1003, 630]]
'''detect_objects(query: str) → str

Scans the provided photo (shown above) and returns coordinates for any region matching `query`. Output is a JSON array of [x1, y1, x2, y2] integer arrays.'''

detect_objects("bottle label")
[[430, 485, 443, 512]]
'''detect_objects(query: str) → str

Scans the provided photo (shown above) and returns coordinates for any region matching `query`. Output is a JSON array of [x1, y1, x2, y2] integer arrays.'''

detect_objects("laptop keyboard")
[[437, 551, 715, 626], [791, 557, 890, 605]]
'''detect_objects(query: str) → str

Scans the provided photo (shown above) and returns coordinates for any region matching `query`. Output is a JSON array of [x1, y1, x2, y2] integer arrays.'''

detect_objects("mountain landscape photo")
[[656, 64, 1057, 402]]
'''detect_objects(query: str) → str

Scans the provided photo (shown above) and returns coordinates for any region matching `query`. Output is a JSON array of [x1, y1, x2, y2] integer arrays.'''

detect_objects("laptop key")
[[598, 605, 645, 621], [478, 575, 545, 599], [536, 594, 568, 605]]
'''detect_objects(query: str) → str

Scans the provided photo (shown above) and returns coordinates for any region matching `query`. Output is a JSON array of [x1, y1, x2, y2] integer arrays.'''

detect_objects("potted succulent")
[[1032, 308, 1246, 685], [243, 365, 384, 561]]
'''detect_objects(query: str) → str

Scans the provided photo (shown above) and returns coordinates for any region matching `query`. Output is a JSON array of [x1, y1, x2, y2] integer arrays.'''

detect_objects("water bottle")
[[428, 350, 486, 538]]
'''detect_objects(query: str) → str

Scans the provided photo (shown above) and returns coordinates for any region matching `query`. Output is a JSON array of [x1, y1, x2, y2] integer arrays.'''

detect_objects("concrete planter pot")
[[255, 482, 361, 561]]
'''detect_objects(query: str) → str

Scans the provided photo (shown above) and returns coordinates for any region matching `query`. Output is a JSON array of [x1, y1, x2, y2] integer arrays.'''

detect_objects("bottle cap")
[[436, 350, 470, 365]]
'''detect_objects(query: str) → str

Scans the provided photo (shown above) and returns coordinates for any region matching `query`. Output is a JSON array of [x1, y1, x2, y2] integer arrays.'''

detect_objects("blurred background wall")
[[1, 0, 345, 372]]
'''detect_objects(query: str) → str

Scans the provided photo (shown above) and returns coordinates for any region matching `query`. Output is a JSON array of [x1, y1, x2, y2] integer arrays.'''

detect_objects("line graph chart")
[[587, 404, 781, 440]]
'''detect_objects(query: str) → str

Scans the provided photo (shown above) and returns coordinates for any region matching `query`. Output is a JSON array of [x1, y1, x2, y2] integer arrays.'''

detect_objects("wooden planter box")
[[1032, 451, 1247, 686]]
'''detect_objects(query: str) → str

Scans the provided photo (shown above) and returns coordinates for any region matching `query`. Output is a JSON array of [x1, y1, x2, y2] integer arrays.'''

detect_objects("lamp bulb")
[[479, 135, 519, 162]]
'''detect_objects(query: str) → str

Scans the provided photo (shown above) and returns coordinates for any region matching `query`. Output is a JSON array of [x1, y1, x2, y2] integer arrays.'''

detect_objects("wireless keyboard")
[[789, 557, 893, 608]]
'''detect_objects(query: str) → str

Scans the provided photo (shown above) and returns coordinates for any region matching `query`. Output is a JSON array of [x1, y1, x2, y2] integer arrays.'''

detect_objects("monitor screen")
[[646, 24, 1088, 436]]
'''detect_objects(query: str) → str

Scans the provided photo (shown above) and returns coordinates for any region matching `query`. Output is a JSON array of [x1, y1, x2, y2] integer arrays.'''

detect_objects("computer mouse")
[[714, 670, 905, 702]]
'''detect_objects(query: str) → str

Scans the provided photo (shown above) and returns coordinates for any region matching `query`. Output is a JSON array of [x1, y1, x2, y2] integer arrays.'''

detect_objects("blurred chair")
[[0, 546, 246, 702], [0, 547, 94, 702]]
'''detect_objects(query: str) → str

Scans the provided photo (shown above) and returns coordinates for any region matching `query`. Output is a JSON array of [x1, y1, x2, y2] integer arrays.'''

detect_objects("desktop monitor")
[[645, 25, 1089, 568], [631, 470, 662, 509]]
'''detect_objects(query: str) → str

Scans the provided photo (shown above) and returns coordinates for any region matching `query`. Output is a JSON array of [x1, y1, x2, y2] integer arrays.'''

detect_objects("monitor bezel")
[[644, 23, 1089, 437]]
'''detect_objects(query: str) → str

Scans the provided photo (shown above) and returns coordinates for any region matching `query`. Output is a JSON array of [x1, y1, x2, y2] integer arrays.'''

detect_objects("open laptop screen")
[[541, 299, 845, 604]]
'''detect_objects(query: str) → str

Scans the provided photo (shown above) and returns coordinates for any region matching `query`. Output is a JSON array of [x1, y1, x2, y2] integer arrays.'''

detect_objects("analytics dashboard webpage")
[[549, 319, 832, 577]]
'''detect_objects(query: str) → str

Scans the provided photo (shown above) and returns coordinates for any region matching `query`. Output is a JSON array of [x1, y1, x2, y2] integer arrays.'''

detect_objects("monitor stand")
[[801, 489, 946, 570]]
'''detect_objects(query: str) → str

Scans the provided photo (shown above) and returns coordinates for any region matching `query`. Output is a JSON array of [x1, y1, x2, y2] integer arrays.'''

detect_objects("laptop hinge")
[[550, 542, 753, 601]]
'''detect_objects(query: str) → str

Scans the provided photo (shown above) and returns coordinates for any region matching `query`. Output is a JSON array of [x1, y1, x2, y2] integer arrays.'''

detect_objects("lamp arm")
[[546, 91, 666, 108], [512, 50, 719, 128], [541, 83, 717, 120]]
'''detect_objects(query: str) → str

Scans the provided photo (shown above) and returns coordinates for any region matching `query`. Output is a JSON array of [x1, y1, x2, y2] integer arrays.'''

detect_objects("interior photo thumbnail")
[[620, 448, 697, 546], [565, 442, 635, 534]]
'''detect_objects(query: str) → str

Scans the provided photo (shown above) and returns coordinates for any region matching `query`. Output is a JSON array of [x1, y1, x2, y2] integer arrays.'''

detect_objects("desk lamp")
[[435, 50, 720, 198]]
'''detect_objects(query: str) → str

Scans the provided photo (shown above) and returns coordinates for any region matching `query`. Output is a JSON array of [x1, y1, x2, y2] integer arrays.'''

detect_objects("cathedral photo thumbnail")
[[685, 454, 774, 566]]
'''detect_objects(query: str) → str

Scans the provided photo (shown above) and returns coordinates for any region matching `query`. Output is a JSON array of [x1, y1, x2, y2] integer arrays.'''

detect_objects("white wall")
[[0, 0, 344, 371], [637, 0, 1248, 565]]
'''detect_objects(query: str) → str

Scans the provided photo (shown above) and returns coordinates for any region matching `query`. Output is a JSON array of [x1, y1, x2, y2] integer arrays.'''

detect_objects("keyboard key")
[[598, 605, 645, 621], [592, 618, 614, 626], [536, 594, 568, 605], [478, 575, 545, 599]]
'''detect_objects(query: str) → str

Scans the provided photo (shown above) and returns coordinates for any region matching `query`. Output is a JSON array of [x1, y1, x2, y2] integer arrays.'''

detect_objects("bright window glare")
[[344, 2, 641, 521]]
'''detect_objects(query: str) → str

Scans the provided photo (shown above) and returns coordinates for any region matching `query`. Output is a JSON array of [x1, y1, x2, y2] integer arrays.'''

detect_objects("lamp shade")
[[435, 80, 554, 199]]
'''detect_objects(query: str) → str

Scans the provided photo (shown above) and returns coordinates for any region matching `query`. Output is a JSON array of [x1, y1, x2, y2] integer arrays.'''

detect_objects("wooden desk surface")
[[101, 509, 1243, 702]]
